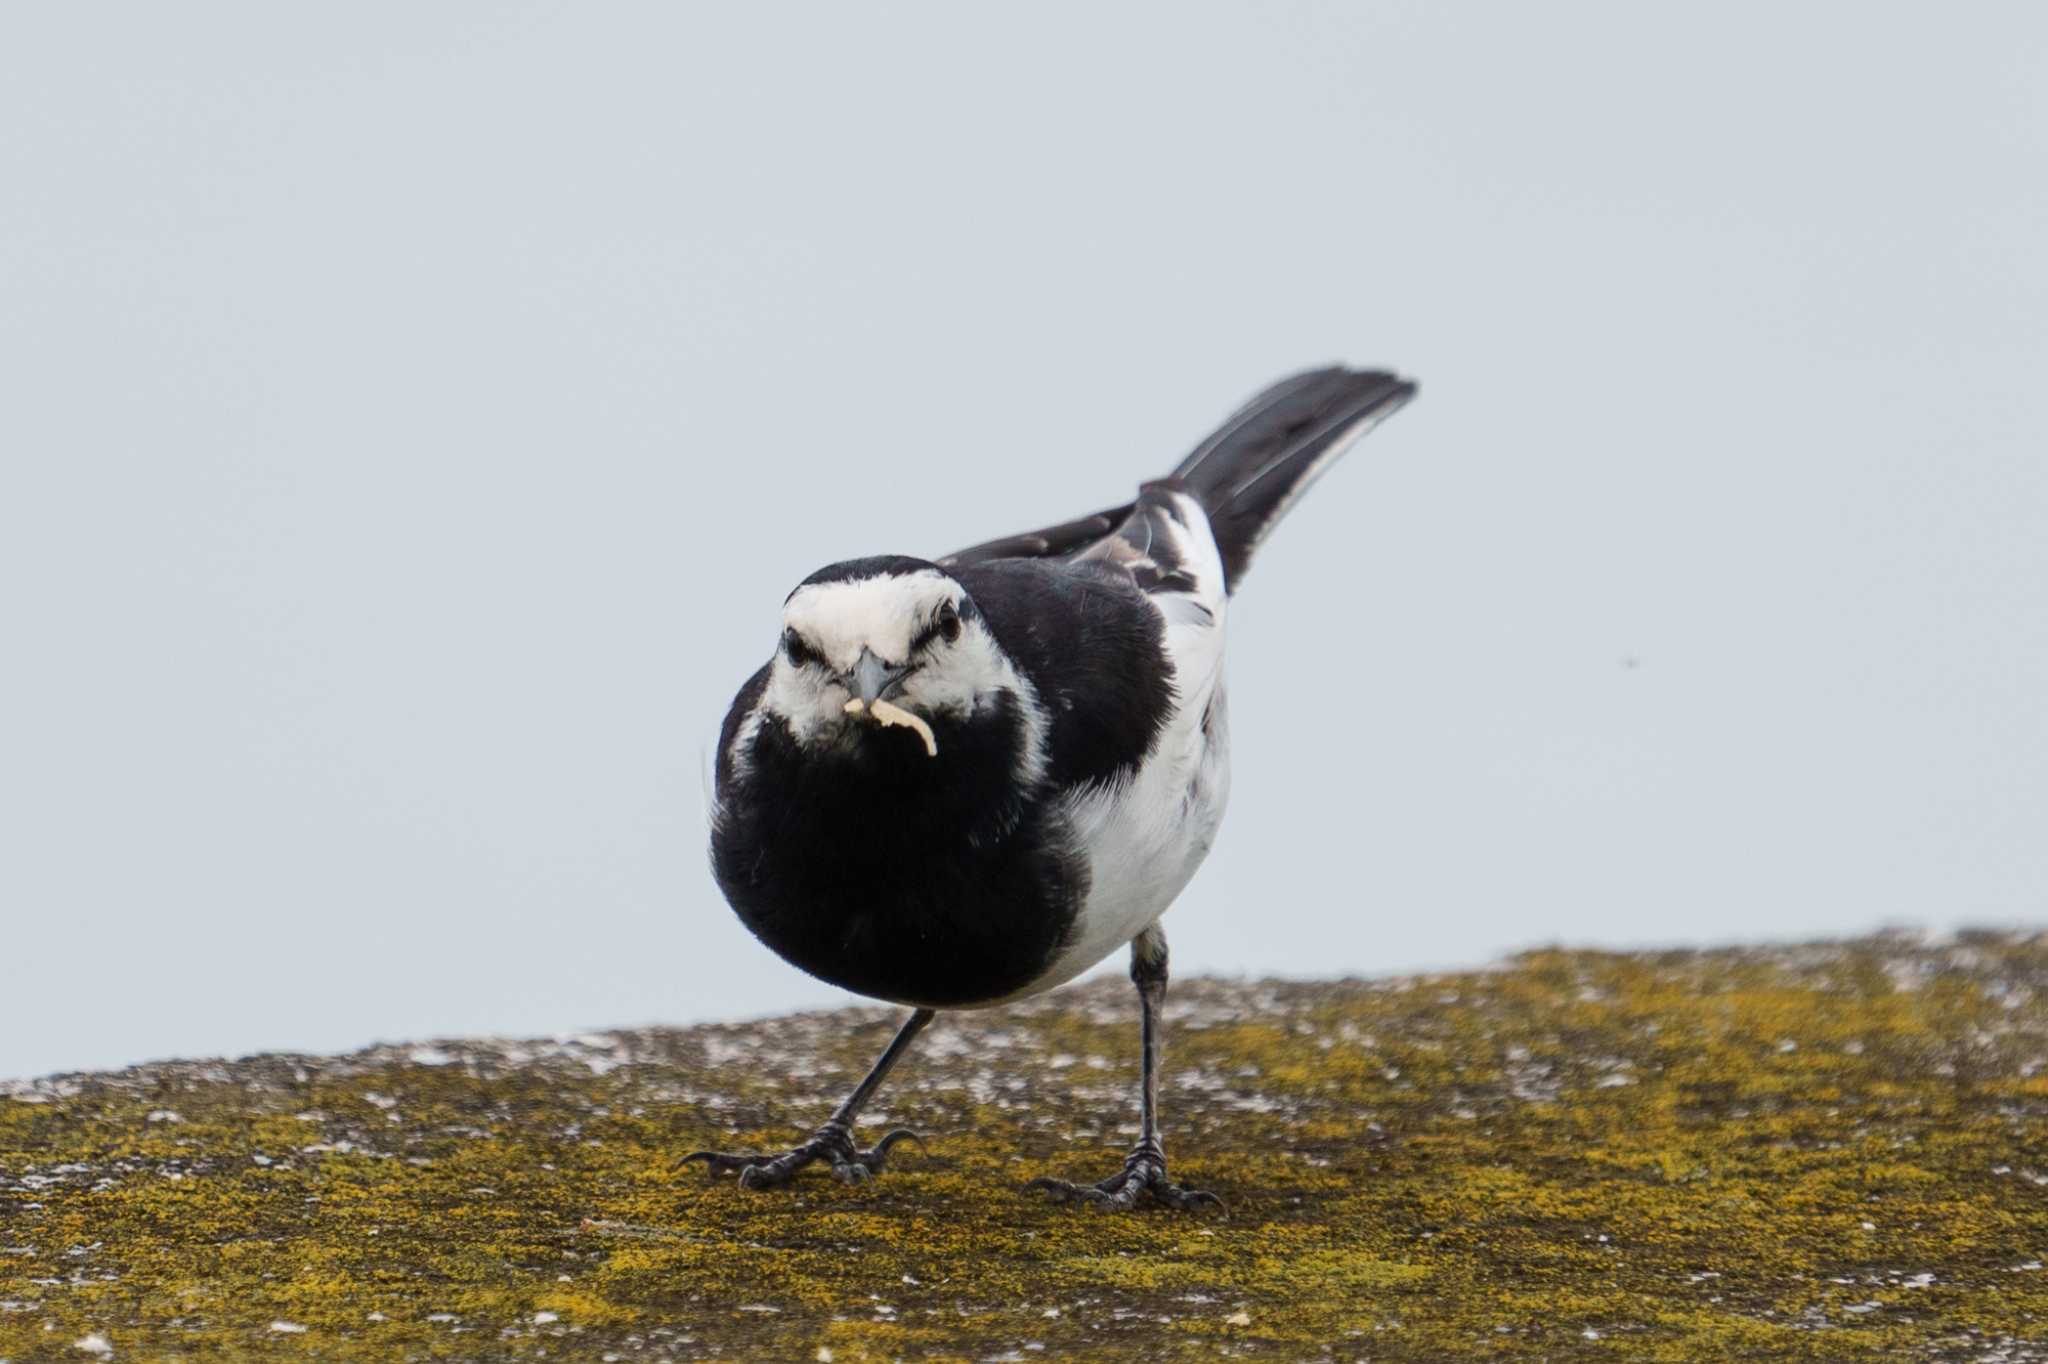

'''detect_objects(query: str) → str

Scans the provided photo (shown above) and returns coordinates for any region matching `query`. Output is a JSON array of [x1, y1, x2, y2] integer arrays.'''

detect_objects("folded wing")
[[938, 366, 1416, 593]]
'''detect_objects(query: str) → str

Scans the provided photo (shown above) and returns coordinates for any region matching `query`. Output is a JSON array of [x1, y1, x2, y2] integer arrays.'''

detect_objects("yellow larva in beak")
[[843, 697, 939, 758]]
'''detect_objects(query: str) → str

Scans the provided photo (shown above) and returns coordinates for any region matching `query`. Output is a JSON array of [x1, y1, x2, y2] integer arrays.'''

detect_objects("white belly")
[[1015, 679, 1231, 998], [992, 484, 1235, 1001]]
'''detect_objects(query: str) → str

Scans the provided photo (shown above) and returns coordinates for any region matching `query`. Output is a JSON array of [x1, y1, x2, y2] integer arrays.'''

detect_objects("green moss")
[[5, 932, 2047, 1360]]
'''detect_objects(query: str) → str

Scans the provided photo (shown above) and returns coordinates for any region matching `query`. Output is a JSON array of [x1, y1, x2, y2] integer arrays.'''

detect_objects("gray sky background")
[[3, 3, 2044, 1081]]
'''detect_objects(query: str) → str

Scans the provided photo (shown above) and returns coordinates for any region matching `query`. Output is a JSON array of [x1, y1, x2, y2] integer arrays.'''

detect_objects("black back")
[[952, 558, 1174, 791]]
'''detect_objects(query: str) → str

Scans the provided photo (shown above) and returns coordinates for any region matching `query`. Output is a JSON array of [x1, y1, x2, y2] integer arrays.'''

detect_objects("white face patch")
[[781, 570, 957, 673], [755, 570, 1046, 781]]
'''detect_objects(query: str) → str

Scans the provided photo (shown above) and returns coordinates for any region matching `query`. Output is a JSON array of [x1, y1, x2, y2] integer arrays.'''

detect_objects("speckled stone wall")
[[4, 933, 2047, 1361]]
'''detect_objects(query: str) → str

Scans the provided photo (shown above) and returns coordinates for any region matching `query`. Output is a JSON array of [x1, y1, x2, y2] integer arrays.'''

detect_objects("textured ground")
[[4, 933, 2048, 1363]]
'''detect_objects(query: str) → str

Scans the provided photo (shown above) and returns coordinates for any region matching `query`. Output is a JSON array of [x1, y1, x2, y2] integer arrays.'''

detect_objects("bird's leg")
[[682, 1008, 934, 1189], [1027, 925, 1222, 1212]]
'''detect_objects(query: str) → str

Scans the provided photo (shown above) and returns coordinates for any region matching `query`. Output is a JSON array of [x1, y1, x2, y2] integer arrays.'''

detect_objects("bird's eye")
[[782, 628, 822, 668], [935, 601, 961, 643]]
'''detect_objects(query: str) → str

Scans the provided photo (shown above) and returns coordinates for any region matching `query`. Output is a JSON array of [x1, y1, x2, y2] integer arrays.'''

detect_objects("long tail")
[[1172, 366, 1417, 592]]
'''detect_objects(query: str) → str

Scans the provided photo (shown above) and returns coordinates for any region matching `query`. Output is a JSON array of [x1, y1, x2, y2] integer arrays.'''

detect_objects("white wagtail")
[[689, 367, 1417, 1209]]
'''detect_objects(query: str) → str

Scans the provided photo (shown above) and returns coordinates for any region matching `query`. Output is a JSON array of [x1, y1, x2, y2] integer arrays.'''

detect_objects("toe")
[[1089, 1184, 1139, 1212], [1025, 1159, 1224, 1214], [1024, 1176, 1133, 1210], [736, 1153, 817, 1190], [866, 1129, 926, 1168], [689, 1126, 923, 1191], [1156, 1183, 1227, 1214], [1024, 1176, 1088, 1205]]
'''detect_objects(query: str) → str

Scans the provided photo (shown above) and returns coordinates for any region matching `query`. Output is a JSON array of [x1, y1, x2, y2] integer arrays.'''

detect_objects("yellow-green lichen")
[[3, 932, 2046, 1361]]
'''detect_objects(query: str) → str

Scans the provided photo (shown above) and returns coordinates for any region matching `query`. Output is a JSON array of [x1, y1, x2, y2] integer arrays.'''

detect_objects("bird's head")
[[760, 556, 1022, 760]]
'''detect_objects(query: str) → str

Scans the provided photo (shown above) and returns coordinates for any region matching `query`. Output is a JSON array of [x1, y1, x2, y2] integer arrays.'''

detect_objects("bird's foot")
[[679, 1120, 925, 1190], [1025, 1138, 1224, 1213]]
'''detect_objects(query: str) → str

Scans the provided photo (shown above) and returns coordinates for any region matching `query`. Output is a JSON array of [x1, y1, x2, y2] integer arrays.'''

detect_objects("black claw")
[[867, 1128, 926, 1167], [1026, 1149, 1223, 1215], [683, 1125, 930, 1191], [677, 1149, 763, 1177]]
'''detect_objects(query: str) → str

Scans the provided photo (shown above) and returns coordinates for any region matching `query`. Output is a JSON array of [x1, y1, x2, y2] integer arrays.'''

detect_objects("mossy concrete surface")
[[4, 933, 2047, 1362]]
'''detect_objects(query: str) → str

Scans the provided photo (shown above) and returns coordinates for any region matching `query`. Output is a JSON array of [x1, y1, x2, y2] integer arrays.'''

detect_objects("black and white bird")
[[691, 367, 1417, 1210]]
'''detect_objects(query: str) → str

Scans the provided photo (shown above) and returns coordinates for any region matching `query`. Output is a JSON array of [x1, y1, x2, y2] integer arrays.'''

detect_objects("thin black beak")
[[847, 647, 910, 708]]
